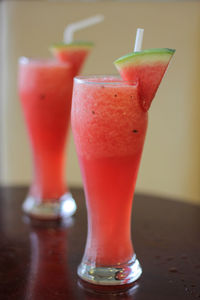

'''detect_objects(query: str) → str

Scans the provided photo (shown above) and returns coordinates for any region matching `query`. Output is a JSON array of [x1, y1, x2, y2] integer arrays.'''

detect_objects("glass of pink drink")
[[18, 58, 76, 219], [71, 76, 148, 286]]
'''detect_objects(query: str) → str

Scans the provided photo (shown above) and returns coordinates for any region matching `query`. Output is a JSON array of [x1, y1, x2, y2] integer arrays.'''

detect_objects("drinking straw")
[[134, 28, 144, 52], [63, 15, 104, 43]]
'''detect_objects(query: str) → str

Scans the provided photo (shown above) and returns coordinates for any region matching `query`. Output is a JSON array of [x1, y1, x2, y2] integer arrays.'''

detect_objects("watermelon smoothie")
[[71, 76, 148, 285], [18, 58, 76, 219]]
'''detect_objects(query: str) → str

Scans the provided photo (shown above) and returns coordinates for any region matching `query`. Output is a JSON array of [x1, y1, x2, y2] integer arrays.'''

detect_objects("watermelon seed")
[[132, 130, 138, 133], [40, 94, 46, 100], [92, 111, 95, 115], [114, 94, 117, 97], [101, 86, 105, 89]]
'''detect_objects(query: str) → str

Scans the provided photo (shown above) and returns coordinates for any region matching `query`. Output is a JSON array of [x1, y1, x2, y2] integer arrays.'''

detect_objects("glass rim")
[[74, 75, 138, 87], [18, 56, 71, 68]]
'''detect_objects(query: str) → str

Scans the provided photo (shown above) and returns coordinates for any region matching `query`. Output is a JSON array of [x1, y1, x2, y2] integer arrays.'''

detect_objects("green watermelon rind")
[[114, 48, 175, 67], [50, 41, 94, 51]]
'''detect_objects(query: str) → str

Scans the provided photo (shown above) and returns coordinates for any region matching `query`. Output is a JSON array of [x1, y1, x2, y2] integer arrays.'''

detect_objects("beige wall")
[[0, 1, 200, 204]]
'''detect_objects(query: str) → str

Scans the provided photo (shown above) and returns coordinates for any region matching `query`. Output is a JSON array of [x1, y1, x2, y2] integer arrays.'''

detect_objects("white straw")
[[134, 28, 144, 52], [63, 14, 104, 43]]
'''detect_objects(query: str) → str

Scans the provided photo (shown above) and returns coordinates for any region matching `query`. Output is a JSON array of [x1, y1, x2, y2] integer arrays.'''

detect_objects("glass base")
[[22, 192, 77, 220], [77, 255, 142, 286]]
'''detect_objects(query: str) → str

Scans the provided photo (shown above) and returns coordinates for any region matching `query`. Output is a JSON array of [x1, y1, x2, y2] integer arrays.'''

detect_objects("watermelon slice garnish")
[[50, 41, 93, 77], [114, 48, 175, 111]]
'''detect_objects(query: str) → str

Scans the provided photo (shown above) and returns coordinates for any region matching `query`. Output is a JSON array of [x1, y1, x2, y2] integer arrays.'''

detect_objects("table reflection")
[[77, 278, 140, 300], [25, 220, 75, 300]]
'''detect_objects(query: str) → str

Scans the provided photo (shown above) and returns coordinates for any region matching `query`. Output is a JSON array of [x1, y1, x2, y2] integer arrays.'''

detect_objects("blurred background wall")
[[0, 0, 200, 204]]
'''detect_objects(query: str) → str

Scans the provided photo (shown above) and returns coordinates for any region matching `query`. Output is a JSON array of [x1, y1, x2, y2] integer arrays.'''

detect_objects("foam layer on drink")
[[72, 76, 148, 159]]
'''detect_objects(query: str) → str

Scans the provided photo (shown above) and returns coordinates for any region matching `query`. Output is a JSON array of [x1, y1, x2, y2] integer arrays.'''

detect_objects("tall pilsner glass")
[[71, 76, 148, 286], [18, 58, 76, 219]]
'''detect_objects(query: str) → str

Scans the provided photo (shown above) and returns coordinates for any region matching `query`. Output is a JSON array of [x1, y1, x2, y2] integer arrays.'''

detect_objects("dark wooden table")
[[0, 186, 199, 300]]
